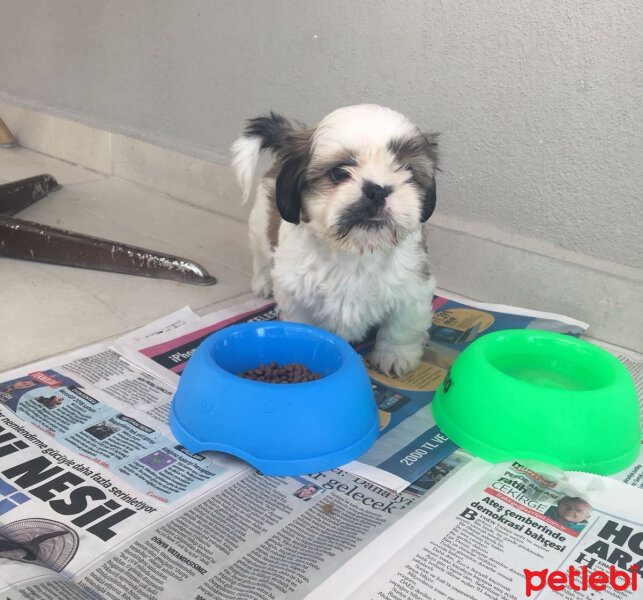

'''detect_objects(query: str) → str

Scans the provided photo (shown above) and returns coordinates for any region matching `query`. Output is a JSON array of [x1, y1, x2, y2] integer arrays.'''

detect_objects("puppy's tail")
[[230, 112, 294, 203]]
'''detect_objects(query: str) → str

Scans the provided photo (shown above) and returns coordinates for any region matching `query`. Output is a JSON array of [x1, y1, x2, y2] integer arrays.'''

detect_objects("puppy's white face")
[[282, 105, 438, 254]]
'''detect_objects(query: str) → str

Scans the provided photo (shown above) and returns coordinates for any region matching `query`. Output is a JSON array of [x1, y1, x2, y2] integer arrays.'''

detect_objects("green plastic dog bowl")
[[432, 330, 641, 475]]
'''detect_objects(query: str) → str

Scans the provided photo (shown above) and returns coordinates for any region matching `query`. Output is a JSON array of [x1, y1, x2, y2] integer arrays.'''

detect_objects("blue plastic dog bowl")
[[169, 321, 379, 476]]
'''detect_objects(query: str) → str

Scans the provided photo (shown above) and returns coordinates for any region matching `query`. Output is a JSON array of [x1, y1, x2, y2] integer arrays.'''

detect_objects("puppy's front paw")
[[367, 344, 423, 378], [251, 273, 273, 298]]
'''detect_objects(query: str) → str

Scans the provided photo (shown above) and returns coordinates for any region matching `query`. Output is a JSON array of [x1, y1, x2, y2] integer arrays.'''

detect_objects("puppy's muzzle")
[[335, 182, 395, 239]]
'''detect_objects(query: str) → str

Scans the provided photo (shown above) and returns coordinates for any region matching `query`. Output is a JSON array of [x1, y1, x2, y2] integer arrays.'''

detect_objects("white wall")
[[2, 0, 641, 348]]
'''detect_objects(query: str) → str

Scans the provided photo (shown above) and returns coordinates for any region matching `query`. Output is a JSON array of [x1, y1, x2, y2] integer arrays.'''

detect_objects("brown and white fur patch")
[[231, 104, 438, 377]]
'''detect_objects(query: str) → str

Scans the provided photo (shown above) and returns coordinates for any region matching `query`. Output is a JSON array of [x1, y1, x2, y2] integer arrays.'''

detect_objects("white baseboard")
[[428, 216, 643, 352], [0, 98, 250, 221], [2, 98, 641, 351]]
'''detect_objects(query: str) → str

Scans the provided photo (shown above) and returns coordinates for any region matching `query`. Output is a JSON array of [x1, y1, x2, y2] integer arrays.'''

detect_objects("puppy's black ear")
[[421, 179, 436, 222], [276, 157, 304, 224], [420, 132, 438, 223], [421, 132, 439, 168], [275, 130, 312, 225], [388, 131, 438, 223]]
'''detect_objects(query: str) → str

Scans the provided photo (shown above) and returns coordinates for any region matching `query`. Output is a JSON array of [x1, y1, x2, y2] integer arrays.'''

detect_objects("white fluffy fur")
[[314, 104, 417, 157], [232, 104, 436, 377], [230, 134, 262, 203], [248, 178, 275, 297]]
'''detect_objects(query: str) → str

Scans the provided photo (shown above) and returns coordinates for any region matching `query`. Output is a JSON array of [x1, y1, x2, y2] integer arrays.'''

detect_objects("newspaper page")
[[1, 304, 639, 600], [116, 306, 199, 346], [0, 305, 470, 599], [0, 309, 250, 596], [113, 293, 588, 492], [310, 459, 643, 600], [1, 446, 473, 599], [112, 298, 275, 386]]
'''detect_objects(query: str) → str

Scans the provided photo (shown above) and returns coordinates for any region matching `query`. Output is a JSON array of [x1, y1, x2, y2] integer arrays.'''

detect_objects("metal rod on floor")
[[0, 215, 217, 285], [0, 174, 61, 215]]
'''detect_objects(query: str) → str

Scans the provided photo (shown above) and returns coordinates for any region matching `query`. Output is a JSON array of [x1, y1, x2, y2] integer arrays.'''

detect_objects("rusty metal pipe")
[[0, 215, 217, 285], [0, 174, 61, 215]]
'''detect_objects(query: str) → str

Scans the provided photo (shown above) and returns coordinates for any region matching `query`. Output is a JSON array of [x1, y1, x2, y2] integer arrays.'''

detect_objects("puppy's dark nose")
[[362, 182, 392, 207]]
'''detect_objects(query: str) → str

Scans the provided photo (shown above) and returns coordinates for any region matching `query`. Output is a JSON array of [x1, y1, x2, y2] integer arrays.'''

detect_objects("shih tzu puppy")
[[231, 104, 438, 377]]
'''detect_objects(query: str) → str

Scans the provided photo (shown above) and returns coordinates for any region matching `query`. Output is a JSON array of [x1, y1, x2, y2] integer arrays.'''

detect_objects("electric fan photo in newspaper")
[[0, 518, 79, 572]]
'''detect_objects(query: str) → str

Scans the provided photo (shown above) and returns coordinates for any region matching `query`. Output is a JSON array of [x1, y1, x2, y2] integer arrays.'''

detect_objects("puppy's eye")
[[400, 163, 413, 173], [330, 166, 351, 183]]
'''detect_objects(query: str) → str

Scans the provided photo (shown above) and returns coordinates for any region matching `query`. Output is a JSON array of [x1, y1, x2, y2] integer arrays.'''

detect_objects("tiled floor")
[[1, 148, 253, 371]]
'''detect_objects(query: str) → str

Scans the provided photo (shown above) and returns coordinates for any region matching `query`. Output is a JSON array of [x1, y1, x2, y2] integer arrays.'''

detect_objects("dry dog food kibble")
[[237, 362, 323, 383]]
